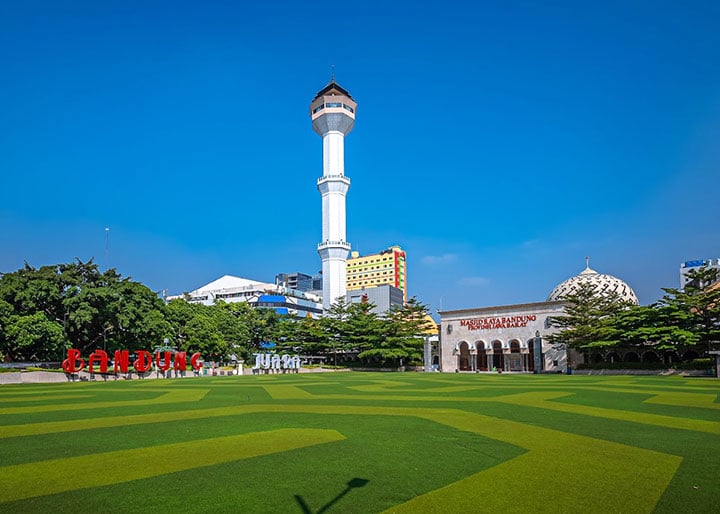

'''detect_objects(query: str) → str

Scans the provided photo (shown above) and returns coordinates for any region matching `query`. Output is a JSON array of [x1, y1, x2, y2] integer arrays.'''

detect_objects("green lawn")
[[0, 373, 718, 513]]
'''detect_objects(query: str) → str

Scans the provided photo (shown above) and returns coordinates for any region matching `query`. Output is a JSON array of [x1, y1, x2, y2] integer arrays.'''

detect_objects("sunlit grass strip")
[[644, 392, 720, 409], [493, 392, 720, 434], [0, 428, 345, 502], [0, 394, 94, 403]]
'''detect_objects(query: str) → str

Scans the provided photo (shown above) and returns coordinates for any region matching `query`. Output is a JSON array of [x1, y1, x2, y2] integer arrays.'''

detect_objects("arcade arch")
[[474, 340, 489, 371]]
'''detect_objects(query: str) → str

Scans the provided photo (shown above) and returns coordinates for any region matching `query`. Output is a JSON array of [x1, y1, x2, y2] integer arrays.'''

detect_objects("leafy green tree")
[[3, 312, 66, 361], [287, 316, 330, 355], [0, 260, 171, 360], [184, 314, 228, 362], [547, 282, 632, 359], [653, 268, 720, 353], [358, 297, 430, 367], [605, 268, 719, 356]]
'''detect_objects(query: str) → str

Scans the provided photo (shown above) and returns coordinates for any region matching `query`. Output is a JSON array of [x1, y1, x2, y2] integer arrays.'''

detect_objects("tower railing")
[[317, 175, 351, 184], [317, 240, 351, 250]]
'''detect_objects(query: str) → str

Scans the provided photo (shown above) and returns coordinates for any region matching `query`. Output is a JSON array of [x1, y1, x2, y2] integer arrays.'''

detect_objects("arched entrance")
[[526, 338, 537, 372], [642, 351, 660, 363], [475, 341, 489, 371], [606, 352, 620, 364], [682, 350, 700, 362], [624, 352, 640, 363], [457, 341, 471, 371], [508, 340, 522, 371], [492, 340, 504, 371]]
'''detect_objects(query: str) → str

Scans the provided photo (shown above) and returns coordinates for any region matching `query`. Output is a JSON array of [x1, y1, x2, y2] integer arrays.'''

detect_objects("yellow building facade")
[[346, 245, 407, 303]]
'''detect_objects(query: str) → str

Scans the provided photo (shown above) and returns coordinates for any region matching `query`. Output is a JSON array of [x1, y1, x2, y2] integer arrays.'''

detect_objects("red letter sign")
[[134, 350, 153, 373], [173, 351, 187, 371], [62, 349, 85, 374], [88, 349, 109, 374], [190, 352, 203, 371], [113, 350, 130, 374], [155, 351, 172, 372]]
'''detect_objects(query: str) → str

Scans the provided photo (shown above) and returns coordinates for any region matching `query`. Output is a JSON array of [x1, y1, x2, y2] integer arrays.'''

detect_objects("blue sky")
[[1, 0, 719, 313]]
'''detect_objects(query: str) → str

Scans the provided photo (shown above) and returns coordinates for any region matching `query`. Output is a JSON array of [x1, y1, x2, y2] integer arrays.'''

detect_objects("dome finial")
[[585, 256, 590, 270]]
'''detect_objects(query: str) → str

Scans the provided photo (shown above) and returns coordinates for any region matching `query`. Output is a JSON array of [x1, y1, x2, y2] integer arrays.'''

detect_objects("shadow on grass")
[[295, 477, 370, 513]]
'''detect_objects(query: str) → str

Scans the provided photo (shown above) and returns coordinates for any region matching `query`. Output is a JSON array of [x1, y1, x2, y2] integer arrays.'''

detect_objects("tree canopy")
[[0, 260, 433, 367], [548, 268, 720, 358]]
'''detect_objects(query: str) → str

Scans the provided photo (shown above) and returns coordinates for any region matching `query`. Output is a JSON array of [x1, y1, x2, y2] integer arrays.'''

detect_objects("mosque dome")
[[547, 261, 639, 305]]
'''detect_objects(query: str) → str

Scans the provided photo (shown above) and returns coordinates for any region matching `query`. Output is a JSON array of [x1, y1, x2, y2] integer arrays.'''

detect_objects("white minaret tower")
[[310, 79, 357, 311]]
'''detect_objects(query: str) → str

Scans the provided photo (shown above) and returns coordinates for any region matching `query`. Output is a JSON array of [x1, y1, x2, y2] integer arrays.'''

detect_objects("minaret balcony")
[[317, 175, 351, 185], [317, 240, 352, 252]]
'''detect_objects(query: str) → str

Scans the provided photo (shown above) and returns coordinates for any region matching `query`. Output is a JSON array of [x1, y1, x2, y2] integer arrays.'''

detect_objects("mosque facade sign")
[[459, 315, 538, 331]]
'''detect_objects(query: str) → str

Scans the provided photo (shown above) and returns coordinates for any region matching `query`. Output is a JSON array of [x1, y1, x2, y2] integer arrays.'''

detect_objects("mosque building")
[[438, 262, 639, 372]]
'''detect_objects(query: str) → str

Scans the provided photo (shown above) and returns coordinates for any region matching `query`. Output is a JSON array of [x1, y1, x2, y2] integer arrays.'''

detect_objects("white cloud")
[[421, 253, 458, 265], [459, 276, 490, 286]]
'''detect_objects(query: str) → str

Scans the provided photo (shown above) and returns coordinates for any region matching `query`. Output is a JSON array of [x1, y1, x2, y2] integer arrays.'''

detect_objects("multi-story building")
[[680, 258, 720, 289], [275, 272, 314, 292], [347, 245, 407, 303]]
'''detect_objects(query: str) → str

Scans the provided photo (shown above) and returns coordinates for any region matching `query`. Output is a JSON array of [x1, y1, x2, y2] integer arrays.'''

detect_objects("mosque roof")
[[547, 261, 639, 305]]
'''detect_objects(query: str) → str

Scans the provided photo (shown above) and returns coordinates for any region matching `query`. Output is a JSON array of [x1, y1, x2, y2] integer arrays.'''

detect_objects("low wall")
[[0, 370, 202, 385], [1, 366, 349, 385], [572, 368, 714, 377]]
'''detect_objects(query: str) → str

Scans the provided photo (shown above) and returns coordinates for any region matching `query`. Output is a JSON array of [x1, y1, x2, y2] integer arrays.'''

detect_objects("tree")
[[547, 282, 631, 358], [357, 297, 430, 367], [3, 312, 66, 361], [652, 267, 720, 353], [0, 260, 171, 360]]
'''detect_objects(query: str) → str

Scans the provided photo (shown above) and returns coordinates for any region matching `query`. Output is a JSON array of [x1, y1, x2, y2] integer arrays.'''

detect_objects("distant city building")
[[347, 245, 407, 303], [167, 275, 322, 318], [311, 79, 356, 311], [275, 272, 314, 292], [347, 284, 404, 315], [680, 258, 720, 289]]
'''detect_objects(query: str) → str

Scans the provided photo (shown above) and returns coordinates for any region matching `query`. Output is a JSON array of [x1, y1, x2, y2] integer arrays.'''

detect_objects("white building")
[[167, 275, 323, 318], [440, 301, 566, 373], [310, 80, 356, 311], [439, 263, 638, 373]]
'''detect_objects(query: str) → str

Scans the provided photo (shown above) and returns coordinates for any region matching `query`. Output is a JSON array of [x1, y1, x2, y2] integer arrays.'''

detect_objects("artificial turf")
[[0, 372, 718, 513]]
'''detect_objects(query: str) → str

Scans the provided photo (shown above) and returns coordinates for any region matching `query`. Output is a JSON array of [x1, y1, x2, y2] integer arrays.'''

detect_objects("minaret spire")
[[310, 80, 357, 311]]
